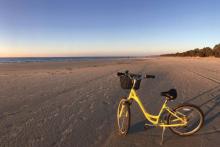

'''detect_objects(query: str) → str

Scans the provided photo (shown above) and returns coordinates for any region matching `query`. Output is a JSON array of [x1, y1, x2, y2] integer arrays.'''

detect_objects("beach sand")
[[0, 57, 219, 147]]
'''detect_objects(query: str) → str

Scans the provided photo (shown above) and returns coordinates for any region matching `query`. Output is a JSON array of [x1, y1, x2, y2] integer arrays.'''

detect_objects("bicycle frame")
[[126, 88, 187, 128]]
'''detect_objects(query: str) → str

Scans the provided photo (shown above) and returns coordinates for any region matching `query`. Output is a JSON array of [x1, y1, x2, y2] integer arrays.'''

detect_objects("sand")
[[0, 57, 219, 147]]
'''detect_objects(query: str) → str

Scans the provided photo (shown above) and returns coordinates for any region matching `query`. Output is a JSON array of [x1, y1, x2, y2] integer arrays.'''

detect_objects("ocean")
[[0, 57, 139, 63]]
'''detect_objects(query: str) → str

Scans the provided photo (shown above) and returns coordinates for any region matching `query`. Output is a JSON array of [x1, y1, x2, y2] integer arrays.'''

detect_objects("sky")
[[0, 0, 220, 57]]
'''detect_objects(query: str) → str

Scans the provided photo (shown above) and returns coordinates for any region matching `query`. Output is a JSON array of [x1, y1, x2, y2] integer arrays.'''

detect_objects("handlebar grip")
[[117, 70, 129, 76], [145, 75, 155, 79], [117, 72, 124, 76]]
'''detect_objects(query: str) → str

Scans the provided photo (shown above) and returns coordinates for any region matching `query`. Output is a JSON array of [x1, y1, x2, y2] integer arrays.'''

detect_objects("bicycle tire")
[[117, 99, 130, 135], [168, 104, 204, 136]]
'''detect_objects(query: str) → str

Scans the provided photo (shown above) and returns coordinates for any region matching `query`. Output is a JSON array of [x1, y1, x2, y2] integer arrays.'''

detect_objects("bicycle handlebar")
[[145, 75, 155, 79], [117, 72, 124, 76], [117, 71, 155, 80]]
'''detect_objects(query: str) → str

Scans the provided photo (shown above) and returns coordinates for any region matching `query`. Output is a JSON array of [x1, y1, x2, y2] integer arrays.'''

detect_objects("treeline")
[[161, 43, 220, 57]]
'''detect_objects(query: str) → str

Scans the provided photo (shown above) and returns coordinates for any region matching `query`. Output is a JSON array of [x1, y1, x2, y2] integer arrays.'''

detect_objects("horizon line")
[[0, 54, 161, 58], [0, 55, 160, 58]]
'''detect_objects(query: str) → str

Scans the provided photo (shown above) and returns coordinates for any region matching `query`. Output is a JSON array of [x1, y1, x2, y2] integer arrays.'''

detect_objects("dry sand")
[[0, 57, 219, 147]]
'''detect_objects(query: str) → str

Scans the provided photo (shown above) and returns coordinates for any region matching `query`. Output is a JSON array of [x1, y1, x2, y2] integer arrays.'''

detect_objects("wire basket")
[[119, 75, 141, 90]]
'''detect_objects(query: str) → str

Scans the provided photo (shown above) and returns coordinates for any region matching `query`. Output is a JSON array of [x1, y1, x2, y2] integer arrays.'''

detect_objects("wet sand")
[[0, 57, 219, 147]]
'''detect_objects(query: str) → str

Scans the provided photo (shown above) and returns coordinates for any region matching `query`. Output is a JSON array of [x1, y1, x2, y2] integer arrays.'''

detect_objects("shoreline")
[[0, 58, 147, 73], [0, 56, 149, 64]]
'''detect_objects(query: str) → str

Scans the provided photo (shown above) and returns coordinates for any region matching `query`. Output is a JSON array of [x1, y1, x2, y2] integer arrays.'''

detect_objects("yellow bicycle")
[[117, 71, 204, 144]]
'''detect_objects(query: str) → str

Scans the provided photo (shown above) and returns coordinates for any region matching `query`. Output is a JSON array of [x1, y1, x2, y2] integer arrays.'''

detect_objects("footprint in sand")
[[79, 116, 87, 121], [54, 113, 59, 117], [5, 123, 13, 128], [97, 120, 107, 131], [88, 103, 95, 113], [102, 101, 111, 105], [78, 99, 86, 104], [89, 103, 95, 110], [68, 113, 75, 120], [94, 135, 102, 145]]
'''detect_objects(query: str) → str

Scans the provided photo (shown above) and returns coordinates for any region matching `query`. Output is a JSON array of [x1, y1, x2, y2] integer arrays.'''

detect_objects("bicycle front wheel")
[[117, 99, 130, 135], [168, 104, 204, 136]]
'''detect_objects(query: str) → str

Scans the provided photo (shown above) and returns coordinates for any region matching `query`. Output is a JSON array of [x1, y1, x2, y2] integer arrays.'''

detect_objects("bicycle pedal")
[[145, 123, 154, 126], [144, 125, 148, 129], [144, 123, 154, 129]]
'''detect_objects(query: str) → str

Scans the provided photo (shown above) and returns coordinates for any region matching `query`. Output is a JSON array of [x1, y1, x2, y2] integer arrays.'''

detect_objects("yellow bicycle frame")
[[125, 88, 187, 128]]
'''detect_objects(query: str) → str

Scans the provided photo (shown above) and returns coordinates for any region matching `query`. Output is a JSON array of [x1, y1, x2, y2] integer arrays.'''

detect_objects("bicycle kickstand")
[[160, 126, 166, 145]]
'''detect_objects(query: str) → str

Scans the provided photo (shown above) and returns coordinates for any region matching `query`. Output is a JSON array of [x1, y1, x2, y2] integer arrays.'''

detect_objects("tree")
[[200, 47, 213, 57], [160, 43, 220, 58], [213, 44, 220, 57]]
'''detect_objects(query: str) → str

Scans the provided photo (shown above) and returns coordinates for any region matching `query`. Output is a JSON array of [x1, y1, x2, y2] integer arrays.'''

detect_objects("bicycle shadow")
[[184, 85, 220, 104], [185, 85, 220, 126], [129, 120, 154, 134], [199, 94, 220, 126]]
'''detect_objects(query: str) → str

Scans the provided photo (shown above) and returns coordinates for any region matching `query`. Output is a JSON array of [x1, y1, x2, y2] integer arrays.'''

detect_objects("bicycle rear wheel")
[[168, 104, 204, 136], [117, 99, 130, 135]]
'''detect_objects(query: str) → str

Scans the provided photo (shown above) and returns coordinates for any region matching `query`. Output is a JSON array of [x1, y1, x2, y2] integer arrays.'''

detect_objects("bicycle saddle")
[[161, 89, 177, 100]]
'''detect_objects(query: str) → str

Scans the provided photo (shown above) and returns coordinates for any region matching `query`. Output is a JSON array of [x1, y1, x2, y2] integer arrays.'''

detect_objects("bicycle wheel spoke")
[[168, 105, 204, 136]]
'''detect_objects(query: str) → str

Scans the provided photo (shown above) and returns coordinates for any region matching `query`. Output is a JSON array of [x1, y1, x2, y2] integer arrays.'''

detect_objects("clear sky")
[[0, 0, 220, 57]]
